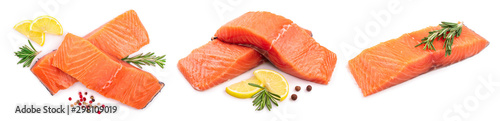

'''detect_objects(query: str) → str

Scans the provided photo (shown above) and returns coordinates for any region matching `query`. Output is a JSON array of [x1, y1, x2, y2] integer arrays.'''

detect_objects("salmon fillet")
[[214, 11, 337, 84], [52, 33, 164, 109], [31, 51, 78, 95], [349, 24, 489, 97], [83, 10, 149, 59], [178, 39, 263, 91], [31, 10, 151, 95]]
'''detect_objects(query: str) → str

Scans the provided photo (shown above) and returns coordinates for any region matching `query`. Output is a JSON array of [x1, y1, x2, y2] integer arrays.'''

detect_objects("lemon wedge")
[[30, 15, 63, 35], [13, 20, 45, 46], [253, 69, 289, 101], [226, 76, 264, 98]]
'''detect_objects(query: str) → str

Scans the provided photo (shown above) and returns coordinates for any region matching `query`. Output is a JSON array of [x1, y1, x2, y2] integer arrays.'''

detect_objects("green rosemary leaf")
[[14, 40, 39, 68], [122, 52, 166, 69], [248, 83, 265, 89], [248, 83, 281, 111], [415, 21, 463, 56]]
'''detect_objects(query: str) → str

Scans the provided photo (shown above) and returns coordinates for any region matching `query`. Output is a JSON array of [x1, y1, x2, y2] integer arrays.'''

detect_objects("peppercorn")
[[295, 86, 301, 91], [291, 94, 297, 100], [68, 97, 72, 101], [84, 92, 88, 95], [306, 85, 312, 91]]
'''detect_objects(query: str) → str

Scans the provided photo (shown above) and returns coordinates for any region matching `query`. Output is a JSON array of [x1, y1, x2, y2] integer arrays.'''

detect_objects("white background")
[[1, 0, 499, 121]]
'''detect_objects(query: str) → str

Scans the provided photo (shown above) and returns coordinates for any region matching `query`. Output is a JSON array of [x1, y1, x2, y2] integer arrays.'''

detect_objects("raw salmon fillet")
[[83, 10, 149, 59], [52, 33, 164, 109], [31, 51, 77, 95], [214, 11, 337, 84], [348, 24, 489, 96], [178, 39, 263, 91], [31, 10, 151, 95]]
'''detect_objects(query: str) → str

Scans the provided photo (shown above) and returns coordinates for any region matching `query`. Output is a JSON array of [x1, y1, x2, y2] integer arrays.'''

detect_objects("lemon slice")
[[226, 76, 264, 98], [253, 69, 289, 101], [14, 20, 45, 46], [30, 15, 63, 35]]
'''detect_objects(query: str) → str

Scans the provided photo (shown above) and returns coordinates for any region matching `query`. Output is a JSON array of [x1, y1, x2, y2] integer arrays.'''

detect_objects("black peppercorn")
[[306, 85, 312, 91], [291, 94, 297, 100], [295, 86, 301, 91]]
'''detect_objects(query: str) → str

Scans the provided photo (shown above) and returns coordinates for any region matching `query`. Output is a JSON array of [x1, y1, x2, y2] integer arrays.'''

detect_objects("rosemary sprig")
[[14, 40, 40, 68], [415, 21, 463, 56], [121, 52, 166, 69], [248, 83, 281, 111]]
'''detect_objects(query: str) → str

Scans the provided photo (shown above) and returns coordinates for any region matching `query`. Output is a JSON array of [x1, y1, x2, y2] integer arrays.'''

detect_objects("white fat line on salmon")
[[442, 74, 499, 121], [269, 24, 292, 51], [102, 64, 123, 90], [339, 0, 403, 59]]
